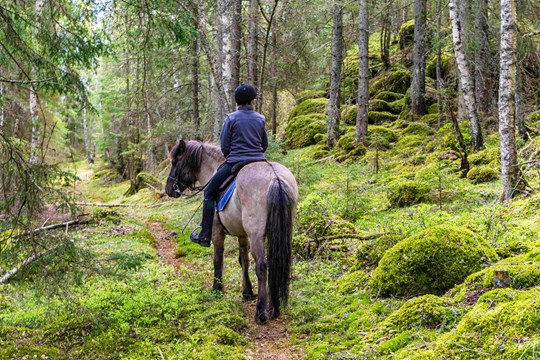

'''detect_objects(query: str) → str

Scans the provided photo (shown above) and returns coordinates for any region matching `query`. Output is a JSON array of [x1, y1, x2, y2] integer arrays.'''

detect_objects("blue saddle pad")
[[216, 180, 236, 212]]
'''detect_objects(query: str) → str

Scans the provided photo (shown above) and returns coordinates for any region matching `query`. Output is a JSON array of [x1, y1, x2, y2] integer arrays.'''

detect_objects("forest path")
[[145, 220, 303, 360]]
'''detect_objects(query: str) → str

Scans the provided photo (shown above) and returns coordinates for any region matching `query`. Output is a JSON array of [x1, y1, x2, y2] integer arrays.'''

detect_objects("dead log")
[[0, 245, 60, 284], [12, 219, 90, 238], [74, 202, 138, 208]]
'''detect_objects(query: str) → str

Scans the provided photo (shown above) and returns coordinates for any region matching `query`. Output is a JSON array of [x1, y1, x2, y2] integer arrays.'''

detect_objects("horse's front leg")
[[238, 236, 254, 301], [250, 235, 268, 324], [212, 225, 226, 292]]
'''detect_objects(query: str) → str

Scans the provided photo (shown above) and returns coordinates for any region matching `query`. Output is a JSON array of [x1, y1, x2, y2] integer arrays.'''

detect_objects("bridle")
[[168, 142, 208, 198]]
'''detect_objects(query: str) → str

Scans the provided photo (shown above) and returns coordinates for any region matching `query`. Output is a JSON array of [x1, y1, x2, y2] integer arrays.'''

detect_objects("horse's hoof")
[[269, 307, 280, 319], [242, 292, 255, 301], [255, 312, 268, 324]]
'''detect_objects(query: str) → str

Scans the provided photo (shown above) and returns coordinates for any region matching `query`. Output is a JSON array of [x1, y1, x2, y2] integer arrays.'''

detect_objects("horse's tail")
[[265, 175, 294, 318]]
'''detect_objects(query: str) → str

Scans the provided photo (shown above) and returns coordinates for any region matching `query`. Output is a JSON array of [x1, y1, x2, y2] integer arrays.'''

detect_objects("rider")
[[190, 83, 268, 247]]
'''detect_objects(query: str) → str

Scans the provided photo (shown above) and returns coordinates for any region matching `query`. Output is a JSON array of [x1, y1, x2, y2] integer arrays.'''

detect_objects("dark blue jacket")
[[220, 105, 268, 164]]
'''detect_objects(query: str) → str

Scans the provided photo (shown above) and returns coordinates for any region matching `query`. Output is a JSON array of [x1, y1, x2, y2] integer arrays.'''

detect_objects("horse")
[[164, 140, 298, 324]]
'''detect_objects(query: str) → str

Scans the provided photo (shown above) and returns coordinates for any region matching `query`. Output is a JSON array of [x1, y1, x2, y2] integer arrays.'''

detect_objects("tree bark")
[[411, 0, 427, 116], [248, 0, 259, 88], [29, 0, 45, 164], [82, 105, 92, 164], [475, 0, 490, 116], [355, 0, 369, 145], [231, 0, 242, 98], [326, 1, 343, 148], [0, 82, 4, 130], [258, 0, 279, 113], [498, 0, 520, 201], [449, 0, 484, 150], [436, 0, 443, 128], [191, 37, 201, 132], [516, 66, 526, 140]]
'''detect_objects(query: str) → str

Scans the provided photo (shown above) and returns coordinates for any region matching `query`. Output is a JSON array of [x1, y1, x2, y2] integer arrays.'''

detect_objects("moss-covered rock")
[[288, 98, 329, 120], [468, 147, 500, 166], [396, 135, 425, 150], [528, 109, 540, 123], [420, 113, 439, 127], [387, 180, 429, 208], [370, 68, 412, 96], [495, 240, 532, 259], [295, 89, 328, 104], [284, 114, 327, 149], [125, 172, 163, 196], [370, 226, 498, 297], [466, 166, 498, 183], [382, 295, 457, 331], [373, 91, 405, 103], [405, 288, 540, 359], [397, 20, 415, 50], [369, 111, 398, 124], [366, 126, 398, 149], [402, 122, 435, 137], [341, 105, 357, 126], [355, 233, 403, 269], [92, 168, 120, 181], [369, 99, 404, 115], [426, 52, 457, 81], [336, 270, 369, 294]]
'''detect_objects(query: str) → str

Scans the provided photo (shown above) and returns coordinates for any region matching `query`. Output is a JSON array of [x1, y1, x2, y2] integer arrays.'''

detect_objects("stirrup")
[[190, 227, 211, 247]]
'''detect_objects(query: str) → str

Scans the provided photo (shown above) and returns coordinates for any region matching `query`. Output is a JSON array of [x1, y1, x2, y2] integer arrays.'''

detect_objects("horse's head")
[[165, 140, 202, 198]]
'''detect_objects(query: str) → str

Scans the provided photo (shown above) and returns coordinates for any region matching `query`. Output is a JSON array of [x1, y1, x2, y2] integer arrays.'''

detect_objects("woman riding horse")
[[190, 83, 268, 247]]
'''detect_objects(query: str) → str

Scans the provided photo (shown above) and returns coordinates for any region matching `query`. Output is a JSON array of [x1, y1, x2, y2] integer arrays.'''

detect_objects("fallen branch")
[[0, 245, 60, 285], [74, 202, 138, 208], [12, 219, 89, 238], [319, 233, 391, 241]]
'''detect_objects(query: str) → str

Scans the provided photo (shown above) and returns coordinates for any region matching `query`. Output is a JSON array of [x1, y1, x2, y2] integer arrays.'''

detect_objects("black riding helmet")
[[234, 83, 257, 105]]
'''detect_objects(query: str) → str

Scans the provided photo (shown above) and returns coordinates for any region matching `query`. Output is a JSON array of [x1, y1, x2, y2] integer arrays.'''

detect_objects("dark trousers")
[[200, 163, 233, 234]]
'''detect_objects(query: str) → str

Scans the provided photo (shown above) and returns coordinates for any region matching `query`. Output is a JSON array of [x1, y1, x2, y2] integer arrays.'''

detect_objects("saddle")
[[215, 160, 265, 213]]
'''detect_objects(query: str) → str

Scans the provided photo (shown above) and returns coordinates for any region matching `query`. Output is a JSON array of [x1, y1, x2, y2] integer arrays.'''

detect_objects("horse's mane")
[[169, 141, 224, 174]]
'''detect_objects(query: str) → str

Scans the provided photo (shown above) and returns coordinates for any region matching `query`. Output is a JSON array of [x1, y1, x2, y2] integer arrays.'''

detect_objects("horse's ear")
[[170, 140, 186, 160]]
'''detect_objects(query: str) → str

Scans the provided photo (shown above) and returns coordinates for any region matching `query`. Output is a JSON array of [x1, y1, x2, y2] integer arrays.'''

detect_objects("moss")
[[468, 147, 500, 166], [408, 288, 540, 359], [355, 233, 403, 269], [366, 126, 398, 149], [284, 113, 327, 149], [287, 98, 328, 121], [466, 166, 498, 183], [373, 91, 405, 102], [402, 122, 435, 136], [382, 295, 457, 331], [396, 135, 425, 150], [125, 172, 163, 196], [336, 270, 368, 294], [369, 99, 404, 115], [370, 68, 412, 96], [341, 53, 360, 102], [296, 89, 328, 104], [426, 52, 457, 81], [370, 226, 498, 297], [397, 20, 415, 50], [427, 103, 439, 114], [420, 113, 439, 127], [341, 105, 357, 126], [309, 144, 331, 160], [528, 109, 540, 123], [92, 168, 120, 181], [369, 111, 398, 124], [387, 180, 429, 208], [495, 241, 532, 259]]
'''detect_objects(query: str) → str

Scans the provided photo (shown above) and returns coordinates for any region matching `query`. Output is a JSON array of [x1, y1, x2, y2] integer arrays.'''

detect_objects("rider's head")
[[234, 83, 257, 106]]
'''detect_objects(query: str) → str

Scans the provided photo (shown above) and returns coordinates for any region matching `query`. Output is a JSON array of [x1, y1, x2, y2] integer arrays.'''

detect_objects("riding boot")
[[190, 199, 214, 247]]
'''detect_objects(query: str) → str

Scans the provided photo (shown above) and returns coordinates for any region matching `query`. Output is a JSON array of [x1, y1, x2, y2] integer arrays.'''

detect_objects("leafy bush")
[[466, 166, 498, 183], [388, 180, 429, 207], [284, 114, 327, 149], [370, 226, 498, 297]]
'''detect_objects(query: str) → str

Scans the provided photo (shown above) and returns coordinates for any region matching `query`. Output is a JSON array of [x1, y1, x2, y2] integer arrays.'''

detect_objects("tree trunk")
[[258, 0, 280, 113], [270, 33, 278, 137], [191, 37, 201, 132], [516, 66, 526, 140], [248, 0, 259, 87], [0, 83, 4, 130], [82, 106, 92, 164], [449, 0, 484, 150], [355, 0, 369, 145], [173, 47, 182, 129], [436, 0, 444, 128], [231, 0, 242, 97], [326, 1, 343, 148], [411, 0, 427, 117], [29, 0, 45, 164], [475, 0, 490, 116], [498, 0, 520, 201]]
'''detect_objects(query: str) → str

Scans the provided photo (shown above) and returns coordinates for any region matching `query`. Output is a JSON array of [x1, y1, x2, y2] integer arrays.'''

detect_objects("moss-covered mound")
[[296, 89, 328, 104], [528, 109, 540, 123], [125, 172, 163, 196], [468, 147, 500, 166], [369, 111, 398, 124], [284, 113, 327, 149], [373, 91, 405, 103], [466, 166, 498, 183], [370, 68, 411, 96], [288, 98, 328, 120], [370, 226, 498, 297], [355, 233, 403, 269], [369, 99, 404, 115], [341, 105, 356, 126], [402, 288, 540, 359], [426, 52, 457, 82], [387, 180, 429, 207], [366, 126, 397, 149], [397, 20, 415, 50], [402, 122, 435, 137], [382, 295, 457, 331]]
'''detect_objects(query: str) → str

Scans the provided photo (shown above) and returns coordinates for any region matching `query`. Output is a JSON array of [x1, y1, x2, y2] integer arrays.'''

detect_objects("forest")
[[1, 0, 540, 358]]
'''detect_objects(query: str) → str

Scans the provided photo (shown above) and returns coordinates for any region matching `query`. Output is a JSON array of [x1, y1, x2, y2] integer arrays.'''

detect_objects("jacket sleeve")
[[261, 118, 269, 152], [220, 116, 232, 157]]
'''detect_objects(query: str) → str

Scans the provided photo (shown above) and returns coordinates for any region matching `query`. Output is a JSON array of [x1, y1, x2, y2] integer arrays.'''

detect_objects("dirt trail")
[[145, 220, 303, 360]]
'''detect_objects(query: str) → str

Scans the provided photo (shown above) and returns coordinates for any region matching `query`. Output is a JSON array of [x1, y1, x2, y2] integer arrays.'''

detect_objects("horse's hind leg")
[[238, 237, 254, 301], [250, 236, 268, 324], [212, 226, 226, 292]]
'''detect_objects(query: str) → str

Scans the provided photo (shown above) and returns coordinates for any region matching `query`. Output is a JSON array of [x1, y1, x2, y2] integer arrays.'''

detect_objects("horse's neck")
[[197, 146, 224, 185]]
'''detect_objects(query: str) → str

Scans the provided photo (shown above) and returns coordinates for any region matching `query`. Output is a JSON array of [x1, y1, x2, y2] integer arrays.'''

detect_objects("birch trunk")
[[475, 0, 490, 116], [516, 67, 526, 140], [498, 0, 520, 201], [411, 0, 427, 116], [231, 0, 242, 98], [449, 0, 484, 150], [355, 0, 369, 145], [29, 0, 45, 164], [248, 0, 259, 87], [326, 1, 343, 148], [173, 47, 182, 128]]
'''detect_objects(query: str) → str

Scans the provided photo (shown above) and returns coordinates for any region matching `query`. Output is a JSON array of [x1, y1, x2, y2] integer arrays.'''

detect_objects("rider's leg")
[[190, 163, 232, 247]]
